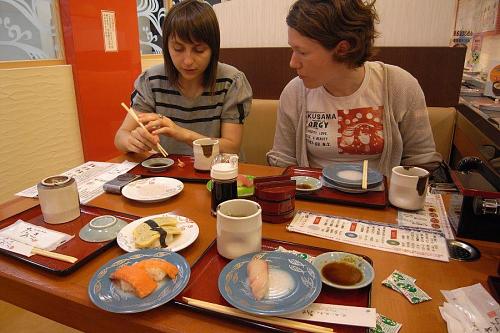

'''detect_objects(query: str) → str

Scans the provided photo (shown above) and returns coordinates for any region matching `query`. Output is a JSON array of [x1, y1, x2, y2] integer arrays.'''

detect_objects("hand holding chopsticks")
[[120, 102, 168, 157], [183, 297, 334, 333]]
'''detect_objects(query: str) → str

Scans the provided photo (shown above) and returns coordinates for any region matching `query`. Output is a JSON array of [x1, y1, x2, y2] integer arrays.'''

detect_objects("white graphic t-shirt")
[[306, 62, 385, 168]]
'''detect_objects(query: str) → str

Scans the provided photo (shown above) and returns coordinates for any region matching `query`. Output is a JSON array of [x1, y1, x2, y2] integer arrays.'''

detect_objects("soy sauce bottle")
[[211, 154, 238, 216]]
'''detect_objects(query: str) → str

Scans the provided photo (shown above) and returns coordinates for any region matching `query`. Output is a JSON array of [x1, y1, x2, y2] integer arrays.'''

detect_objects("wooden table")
[[0, 154, 499, 333]]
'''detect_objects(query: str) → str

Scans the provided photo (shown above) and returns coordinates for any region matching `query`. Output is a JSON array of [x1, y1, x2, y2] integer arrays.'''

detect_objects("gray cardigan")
[[266, 62, 442, 176]]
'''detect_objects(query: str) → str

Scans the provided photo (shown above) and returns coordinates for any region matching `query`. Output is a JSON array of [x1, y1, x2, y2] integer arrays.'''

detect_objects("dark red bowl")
[[256, 197, 295, 215], [254, 180, 296, 201], [262, 209, 295, 224]]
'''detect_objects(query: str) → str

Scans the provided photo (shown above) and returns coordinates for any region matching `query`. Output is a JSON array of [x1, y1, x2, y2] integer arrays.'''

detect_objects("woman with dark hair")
[[267, 0, 441, 176], [115, 0, 252, 155]]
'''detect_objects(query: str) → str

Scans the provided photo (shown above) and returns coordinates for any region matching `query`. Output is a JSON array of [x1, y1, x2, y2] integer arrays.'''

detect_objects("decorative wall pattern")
[[0, 0, 61, 61], [137, 0, 165, 54], [136, 0, 222, 55]]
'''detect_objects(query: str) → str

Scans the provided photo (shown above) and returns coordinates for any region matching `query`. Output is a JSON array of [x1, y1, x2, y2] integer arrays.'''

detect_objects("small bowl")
[[79, 215, 128, 242], [291, 176, 322, 192], [141, 157, 174, 173], [312, 252, 374, 289]]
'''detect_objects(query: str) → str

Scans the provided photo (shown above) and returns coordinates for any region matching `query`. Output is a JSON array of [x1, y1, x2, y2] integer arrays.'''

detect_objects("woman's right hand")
[[121, 126, 159, 154]]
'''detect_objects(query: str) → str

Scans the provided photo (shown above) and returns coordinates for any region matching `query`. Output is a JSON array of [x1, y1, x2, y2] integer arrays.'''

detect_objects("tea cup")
[[389, 166, 429, 210], [193, 138, 219, 171], [216, 199, 262, 259]]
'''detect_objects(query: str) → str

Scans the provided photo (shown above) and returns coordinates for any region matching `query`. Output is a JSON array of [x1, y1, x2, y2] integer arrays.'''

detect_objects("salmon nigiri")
[[247, 258, 269, 300], [110, 265, 157, 298], [134, 258, 179, 281]]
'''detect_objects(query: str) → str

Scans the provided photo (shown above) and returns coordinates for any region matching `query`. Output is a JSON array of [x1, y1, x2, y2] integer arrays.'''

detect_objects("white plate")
[[121, 177, 183, 203], [291, 176, 322, 192], [117, 213, 199, 252]]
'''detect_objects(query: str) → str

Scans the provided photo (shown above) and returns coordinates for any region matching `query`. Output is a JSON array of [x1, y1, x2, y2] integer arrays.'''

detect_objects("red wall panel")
[[59, 0, 142, 161]]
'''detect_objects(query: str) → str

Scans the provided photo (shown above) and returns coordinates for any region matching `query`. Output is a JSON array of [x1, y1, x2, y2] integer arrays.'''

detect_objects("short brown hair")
[[287, 0, 379, 68], [162, 0, 220, 91]]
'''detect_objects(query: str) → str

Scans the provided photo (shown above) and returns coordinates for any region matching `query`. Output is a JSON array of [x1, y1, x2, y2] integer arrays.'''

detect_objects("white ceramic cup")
[[216, 199, 262, 259], [389, 166, 430, 211], [193, 138, 219, 171]]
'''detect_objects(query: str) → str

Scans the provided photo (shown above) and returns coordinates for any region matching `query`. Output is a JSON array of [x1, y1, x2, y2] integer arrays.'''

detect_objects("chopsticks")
[[120, 102, 168, 157], [361, 160, 368, 190], [32, 248, 78, 263], [183, 297, 334, 333]]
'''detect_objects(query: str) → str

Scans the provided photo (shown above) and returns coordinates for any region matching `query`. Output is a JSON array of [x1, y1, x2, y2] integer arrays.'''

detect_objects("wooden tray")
[[175, 238, 372, 333], [129, 154, 211, 183], [283, 166, 388, 209], [0, 205, 138, 275]]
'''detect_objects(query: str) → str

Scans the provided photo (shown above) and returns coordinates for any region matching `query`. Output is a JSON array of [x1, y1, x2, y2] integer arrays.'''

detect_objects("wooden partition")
[[220, 47, 466, 107]]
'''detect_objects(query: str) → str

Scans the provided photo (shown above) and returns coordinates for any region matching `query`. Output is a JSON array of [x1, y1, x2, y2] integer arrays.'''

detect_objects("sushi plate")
[[88, 249, 190, 313], [121, 177, 183, 203], [322, 163, 382, 189], [117, 213, 199, 253], [218, 251, 322, 316]]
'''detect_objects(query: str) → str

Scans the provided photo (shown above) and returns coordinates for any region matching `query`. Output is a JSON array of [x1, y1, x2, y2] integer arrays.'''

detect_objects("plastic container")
[[210, 154, 239, 216]]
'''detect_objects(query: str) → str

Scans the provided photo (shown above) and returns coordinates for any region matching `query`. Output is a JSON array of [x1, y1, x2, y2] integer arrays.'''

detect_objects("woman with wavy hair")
[[267, 0, 441, 176]]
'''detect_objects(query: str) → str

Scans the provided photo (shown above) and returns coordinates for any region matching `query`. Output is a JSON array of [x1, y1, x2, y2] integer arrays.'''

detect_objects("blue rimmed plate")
[[322, 163, 382, 189], [218, 251, 321, 316], [88, 249, 190, 313]]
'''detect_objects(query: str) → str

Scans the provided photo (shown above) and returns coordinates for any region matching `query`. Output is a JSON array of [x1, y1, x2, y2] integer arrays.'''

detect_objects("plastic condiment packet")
[[274, 246, 315, 263], [383, 270, 431, 304], [369, 314, 402, 333], [382, 270, 416, 293]]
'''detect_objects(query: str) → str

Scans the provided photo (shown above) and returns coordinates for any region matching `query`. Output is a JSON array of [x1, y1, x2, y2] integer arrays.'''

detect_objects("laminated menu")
[[287, 211, 449, 262]]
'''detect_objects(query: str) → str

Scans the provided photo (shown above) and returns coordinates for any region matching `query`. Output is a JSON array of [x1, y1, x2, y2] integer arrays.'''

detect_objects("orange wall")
[[59, 0, 142, 161]]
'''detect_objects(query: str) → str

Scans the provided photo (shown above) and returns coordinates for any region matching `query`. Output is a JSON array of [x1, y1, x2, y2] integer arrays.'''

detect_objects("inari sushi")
[[134, 258, 179, 281], [247, 258, 269, 300], [110, 265, 157, 298]]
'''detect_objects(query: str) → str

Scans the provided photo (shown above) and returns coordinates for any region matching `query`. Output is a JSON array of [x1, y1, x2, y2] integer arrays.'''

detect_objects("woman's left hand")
[[139, 113, 188, 142]]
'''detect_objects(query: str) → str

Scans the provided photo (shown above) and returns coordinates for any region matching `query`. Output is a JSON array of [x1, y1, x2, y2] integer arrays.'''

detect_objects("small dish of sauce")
[[141, 157, 174, 173], [312, 251, 374, 289], [321, 262, 363, 286]]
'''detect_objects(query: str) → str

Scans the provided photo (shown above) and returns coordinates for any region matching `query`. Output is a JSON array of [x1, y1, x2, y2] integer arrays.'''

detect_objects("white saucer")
[[291, 176, 322, 192], [117, 213, 199, 252], [121, 177, 183, 203]]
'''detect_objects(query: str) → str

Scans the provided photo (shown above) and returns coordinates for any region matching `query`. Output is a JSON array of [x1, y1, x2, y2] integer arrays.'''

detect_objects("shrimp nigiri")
[[110, 265, 157, 298], [134, 258, 178, 281]]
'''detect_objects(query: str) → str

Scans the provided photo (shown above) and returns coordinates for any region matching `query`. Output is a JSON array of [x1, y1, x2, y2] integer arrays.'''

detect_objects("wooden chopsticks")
[[183, 297, 334, 333], [120, 102, 168, 157], [361, 160, 368, 190], [32, 248, 78, 263]]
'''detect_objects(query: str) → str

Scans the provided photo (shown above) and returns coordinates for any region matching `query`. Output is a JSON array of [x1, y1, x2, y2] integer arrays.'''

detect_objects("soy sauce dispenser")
[[211, 154, 238, 216]]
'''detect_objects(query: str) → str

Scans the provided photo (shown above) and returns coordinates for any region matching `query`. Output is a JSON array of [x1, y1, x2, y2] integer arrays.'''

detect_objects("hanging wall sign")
[[101, 10, 118, 52]]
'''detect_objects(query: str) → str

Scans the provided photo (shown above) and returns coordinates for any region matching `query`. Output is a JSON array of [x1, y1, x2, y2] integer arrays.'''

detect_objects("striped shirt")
[[131, 62, 252, 155]]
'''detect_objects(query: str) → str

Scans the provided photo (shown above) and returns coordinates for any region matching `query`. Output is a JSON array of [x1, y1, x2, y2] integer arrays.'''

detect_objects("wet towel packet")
[[369, 314, 402, 333], [383, 270, 432, 304], [382, 270, 416, 292], [0, 220, 73, 251]]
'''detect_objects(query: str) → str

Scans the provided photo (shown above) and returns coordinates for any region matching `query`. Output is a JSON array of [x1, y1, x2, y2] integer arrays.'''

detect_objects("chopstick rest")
[[183, 297, 334, 333]]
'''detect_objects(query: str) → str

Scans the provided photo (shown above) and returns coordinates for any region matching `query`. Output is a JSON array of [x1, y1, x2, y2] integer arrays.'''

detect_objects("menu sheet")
[[16, 161, 138, 204], [287, 211, 449, 262], [397, 193, 455, 240]]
